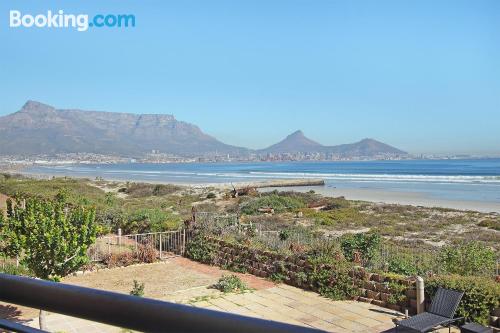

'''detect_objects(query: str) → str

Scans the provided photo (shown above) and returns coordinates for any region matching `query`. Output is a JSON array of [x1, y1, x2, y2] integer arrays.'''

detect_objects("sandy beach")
[[260, 185, 500, 213]]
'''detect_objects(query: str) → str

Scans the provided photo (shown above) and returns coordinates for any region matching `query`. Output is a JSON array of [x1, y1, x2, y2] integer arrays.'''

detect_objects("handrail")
[[0, 319, 46, 333], [0, 273, 323, 333]]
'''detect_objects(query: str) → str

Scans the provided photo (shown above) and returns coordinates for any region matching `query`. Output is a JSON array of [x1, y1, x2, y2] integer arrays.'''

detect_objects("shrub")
[[387, 257, 418, 276], [130, 280, 145, 297], [304, 207, 366, 226], [307, 248, 358, 300], [340, 233, 381, 264], [478, 219, 500, 231], [240, 194, 306, 215], [206, 192, 216, 199], [426, 275, 500, 325], [136, 242, 157, 263], [438, 241, 496, 276], [122, 209, 182, 234], [102, 252, 137, 268], [125, 183, 181, 197], [387, 281, 408, 305], [212, 274, 249, 293], [185, 235, 217, 264]]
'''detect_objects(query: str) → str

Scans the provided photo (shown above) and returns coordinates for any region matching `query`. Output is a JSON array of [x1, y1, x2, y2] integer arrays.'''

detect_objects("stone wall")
[[207, 238, 417, 314]]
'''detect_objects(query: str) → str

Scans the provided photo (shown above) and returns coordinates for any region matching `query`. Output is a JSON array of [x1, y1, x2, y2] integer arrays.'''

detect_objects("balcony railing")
[[0, 273, 322, 333]]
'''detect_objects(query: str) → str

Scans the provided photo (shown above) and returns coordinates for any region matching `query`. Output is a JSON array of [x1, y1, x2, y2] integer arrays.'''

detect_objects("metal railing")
[[0, 273, 322, 333], [89, 229, 190, 262]]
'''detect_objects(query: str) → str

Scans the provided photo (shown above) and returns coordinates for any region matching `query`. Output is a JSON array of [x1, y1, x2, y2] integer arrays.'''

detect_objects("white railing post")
[[182, 229, 186, 256], [416, 276, 425, 314], [159, 233, 162, 260], [118, 228, 122, 246]]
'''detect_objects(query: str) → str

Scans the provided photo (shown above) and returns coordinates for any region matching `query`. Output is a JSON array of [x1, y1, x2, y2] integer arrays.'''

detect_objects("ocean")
[[26, 159, 500, 206]]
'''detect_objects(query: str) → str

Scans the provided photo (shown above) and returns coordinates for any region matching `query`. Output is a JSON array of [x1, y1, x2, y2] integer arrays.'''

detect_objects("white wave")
[[32, 166, 500, 184], [248, 172, 500, 184]]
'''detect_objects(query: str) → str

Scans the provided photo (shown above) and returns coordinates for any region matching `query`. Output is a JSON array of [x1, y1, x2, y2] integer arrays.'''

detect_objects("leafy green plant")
[[206, 192, 216, 199], [306, 248, 358, 300], [2, 195, 97, 330], [387, 257, 418, 276], [296, 271, 308, 284], [387, 281, 407, 305], [212, 274, 249, 293], [130, 280, 145, 297], [438, 241, 496, 276], [426, 275, 500, 325], [2, 195, 97, 280], [340, 233, 381, 264], [185, 235, 216, 264], [269, 272, 286, 283]]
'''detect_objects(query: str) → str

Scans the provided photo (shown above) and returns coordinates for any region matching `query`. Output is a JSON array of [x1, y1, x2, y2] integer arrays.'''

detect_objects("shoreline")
[[9, 170, 500, 214], [262, 185, 500, 213]]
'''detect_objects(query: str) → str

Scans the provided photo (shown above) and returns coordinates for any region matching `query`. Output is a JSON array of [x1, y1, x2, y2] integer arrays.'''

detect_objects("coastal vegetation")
[[0, 174, 498, 326]]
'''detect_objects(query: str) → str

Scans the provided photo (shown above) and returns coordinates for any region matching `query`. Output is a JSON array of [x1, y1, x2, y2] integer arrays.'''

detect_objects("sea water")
[[26, 159, 500, 204]]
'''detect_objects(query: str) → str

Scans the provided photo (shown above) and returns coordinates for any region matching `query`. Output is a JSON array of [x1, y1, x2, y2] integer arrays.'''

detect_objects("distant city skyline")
[[1, 0, 499, 155]]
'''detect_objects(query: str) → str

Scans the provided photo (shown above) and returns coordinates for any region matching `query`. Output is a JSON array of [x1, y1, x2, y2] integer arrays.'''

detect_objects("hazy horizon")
[[1, 0, 499, 155]]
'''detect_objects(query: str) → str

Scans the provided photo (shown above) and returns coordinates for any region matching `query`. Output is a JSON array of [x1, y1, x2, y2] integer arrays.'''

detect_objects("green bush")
[[240, 194, 306, 215], [185, 235, 217, 264], [426, 275, 500, 325], [212, 274, 249, 293], [307, 248, 358, 300], [121, 208, 182, 234], [438, 241, 496, 276], [304, 206, 367, 226], [387, 257, 418, 276], [340, 233, 381, 264], [387, 281, 407, 305]]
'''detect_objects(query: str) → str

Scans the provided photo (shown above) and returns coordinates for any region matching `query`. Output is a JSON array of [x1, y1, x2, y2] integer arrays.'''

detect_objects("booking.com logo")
[[9, 10, 135, 32]]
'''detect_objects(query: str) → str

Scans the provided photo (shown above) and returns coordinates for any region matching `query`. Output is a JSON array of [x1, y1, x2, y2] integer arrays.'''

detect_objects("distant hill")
[[0, 101, 407, 158], [260, 130, 323, 154], [0, 101, 246, 156], [260, 131, 406, 157]]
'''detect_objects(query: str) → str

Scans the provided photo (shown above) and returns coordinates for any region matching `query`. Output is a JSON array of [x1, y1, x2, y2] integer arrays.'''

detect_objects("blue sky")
[[0, 0, 499, 154]]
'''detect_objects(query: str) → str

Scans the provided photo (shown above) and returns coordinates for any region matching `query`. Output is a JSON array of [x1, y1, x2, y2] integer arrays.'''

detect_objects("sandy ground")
[[261, 185, 500, 213], [63, 258, 274, 301]]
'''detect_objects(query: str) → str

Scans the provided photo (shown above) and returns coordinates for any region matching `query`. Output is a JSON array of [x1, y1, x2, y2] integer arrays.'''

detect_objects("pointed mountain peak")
[[261, 130, 323, 153], [288, 130, 304, 136], [20, 100, 56, 114]]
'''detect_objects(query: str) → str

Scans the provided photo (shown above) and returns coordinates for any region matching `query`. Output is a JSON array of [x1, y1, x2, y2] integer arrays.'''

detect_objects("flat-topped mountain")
[[260, 131, 406, 156], [0, 101, 407, 158], [0, 101, 246, 156]]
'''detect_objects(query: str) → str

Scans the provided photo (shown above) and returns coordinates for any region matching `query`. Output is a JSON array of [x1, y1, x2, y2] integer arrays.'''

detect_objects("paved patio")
[[4, 257, 460, 332]]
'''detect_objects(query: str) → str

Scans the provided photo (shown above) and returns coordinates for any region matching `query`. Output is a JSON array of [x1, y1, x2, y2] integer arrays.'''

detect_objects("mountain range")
[[0, 101, 407, 158]]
